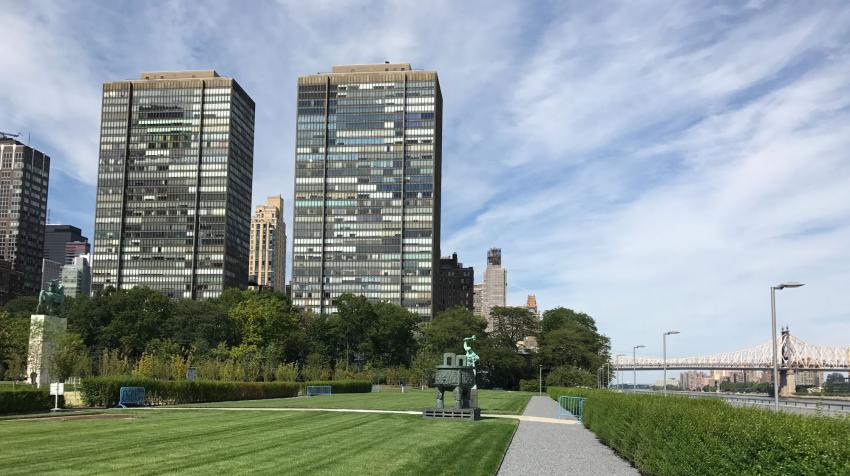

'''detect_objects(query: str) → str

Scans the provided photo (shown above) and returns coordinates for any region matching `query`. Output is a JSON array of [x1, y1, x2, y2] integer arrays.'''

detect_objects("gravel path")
[[497, 396, 639, 476]]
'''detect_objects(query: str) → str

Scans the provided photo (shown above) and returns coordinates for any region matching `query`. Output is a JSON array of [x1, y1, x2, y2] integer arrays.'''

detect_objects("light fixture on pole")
[[663, 331, 680, 397], [616, 354, 626, 390], [770, 281, 804, 411], [632, 345, 645, 392]]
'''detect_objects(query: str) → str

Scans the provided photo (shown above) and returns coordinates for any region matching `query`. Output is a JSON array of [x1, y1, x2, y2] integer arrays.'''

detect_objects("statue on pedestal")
[[36, 280, 65, 315]]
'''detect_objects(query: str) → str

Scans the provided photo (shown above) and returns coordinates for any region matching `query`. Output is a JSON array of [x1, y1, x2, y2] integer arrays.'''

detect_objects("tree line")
[[0, 287, 611, 389]]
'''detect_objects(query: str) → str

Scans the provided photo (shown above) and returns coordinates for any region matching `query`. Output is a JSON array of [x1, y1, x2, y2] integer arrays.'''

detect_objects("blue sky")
[[3, 1, 850, 376]]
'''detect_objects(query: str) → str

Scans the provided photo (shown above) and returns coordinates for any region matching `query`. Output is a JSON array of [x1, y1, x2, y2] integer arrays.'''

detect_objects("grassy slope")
[[184, 388, 532, 414], [0, 410, 517, 475]]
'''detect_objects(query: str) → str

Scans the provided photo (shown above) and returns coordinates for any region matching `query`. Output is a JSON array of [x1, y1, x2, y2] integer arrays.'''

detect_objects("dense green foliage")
[[80, 376, 300, 407], [545, 365, 595, 387], [548, 387, 850, 475], [1, 286, 612, 392], [0, 386, 62, 414], [0, 410, 517, 476]]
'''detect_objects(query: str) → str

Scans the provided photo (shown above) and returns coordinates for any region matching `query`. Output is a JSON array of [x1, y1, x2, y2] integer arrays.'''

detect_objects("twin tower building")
[[91, 64, 442, 319]]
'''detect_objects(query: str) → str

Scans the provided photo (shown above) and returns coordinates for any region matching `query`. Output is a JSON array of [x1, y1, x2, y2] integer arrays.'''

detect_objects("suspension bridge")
[[612, 329, 850, 372]]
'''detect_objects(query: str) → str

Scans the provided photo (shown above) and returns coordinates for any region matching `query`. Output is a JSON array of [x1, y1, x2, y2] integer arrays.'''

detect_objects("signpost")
[[49, 382, 64, 412]]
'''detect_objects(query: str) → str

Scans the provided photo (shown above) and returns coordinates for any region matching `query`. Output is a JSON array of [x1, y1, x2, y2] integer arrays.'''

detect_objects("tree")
[[0, 310, 29, 381], [367, 301, 418, 366], [489, 306, 538, 346], [537, 307, 610, 372], [422, 307, 486, 354], [475, 336, 530, 389], [545, 365, 595, 387], [50, 332, 91, 380]]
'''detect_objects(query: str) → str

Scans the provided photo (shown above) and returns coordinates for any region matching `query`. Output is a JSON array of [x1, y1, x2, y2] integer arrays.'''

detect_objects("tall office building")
[[64, 240, 91, 264], [91, 70, 255, 299], [40, 259, 62, 290], [249, 195, 286, 290], [291, 63, 442, 318], [61, 255, 91, 297], [0, 138, 50, 296], [44, 224, 87, 264], [473, 248, 507, 330], [435, 252, 474, 314]]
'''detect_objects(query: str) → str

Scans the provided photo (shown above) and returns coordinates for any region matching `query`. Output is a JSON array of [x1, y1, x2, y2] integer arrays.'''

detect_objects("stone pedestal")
[[25, 315, 67, 388], [779, 368, 796, 397]]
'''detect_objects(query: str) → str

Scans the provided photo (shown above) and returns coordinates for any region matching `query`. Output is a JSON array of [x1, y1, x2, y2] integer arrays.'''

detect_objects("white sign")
[[49, 382, 64, 396]]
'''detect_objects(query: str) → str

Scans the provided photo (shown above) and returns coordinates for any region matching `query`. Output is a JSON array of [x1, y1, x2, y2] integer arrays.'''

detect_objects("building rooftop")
[[331, 63, 413, 73], [139, 70, 220, 80]]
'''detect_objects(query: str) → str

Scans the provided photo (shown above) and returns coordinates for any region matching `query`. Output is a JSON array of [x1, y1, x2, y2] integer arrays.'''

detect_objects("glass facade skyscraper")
[[92, 70, 255, 299], [0, 138, 50, 296], [292, 63, 442, 318]]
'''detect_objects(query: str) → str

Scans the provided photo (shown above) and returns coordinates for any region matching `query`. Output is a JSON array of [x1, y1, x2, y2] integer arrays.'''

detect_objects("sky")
[[3, 1, 850, 379]]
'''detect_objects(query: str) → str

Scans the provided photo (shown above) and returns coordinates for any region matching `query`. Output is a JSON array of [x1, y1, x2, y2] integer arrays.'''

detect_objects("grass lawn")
[[184, 387, 532, 414], [0, 410, 517, 475]]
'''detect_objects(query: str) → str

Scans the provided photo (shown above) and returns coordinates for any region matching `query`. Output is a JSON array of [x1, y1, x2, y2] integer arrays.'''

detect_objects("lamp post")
[[633, 345, 645, 392], [771, 281, 804, 411], [616, 354, 626, 390], [663, 331, 680, 396], [538, 365, 542, 395]]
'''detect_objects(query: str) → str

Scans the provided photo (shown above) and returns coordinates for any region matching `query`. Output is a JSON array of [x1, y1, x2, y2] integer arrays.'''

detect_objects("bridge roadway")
[[628, 389, 850, 415]]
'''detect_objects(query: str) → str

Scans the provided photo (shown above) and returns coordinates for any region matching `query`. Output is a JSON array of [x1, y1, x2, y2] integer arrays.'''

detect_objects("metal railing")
[[557, 396, 586, 421]]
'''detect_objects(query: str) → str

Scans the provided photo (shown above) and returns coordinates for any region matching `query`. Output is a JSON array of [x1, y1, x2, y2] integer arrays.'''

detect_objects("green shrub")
[[547, 387, 850, 475], [80, 376, 299, 407], [301, 380, 371, 394], [519, 379, 542, 393], [545, 366, 595, 387], [0, 386, 64, 413]]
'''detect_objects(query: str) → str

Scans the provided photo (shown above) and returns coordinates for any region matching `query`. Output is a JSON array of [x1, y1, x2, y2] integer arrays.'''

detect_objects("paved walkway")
[[497, 396, 639, 476]]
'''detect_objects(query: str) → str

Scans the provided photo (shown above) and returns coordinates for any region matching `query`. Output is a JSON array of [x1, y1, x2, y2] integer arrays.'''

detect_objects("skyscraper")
[[91, 70, 255, 299], [435, 252, 474, 314], [0, 137, 50, 296], [43, 224, 87, 264], [249, 195, 286, 290], [291, 63, 442, 319], [473, 248, 507, 330]]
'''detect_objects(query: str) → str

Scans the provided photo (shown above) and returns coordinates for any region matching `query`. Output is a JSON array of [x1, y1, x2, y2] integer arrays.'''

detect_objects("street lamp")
[[615, 354, 626, 390], [771, 281, 804, 411], [663, 331, 680, 396], [633, 345, 645, 392], [538, 365, 542, 395]]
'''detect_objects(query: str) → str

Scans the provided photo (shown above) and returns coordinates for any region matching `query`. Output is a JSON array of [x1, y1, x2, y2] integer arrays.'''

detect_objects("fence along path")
[[497, 396, 638, 476]]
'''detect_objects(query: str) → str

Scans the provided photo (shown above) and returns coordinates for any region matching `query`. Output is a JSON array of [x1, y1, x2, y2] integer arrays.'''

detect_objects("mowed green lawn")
[[1, 410, 517, 475], [184, 388, 532, 414]]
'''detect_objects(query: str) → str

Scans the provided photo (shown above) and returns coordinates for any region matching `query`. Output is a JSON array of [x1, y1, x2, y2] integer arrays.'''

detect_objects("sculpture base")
[[422, 407, 481, 421]]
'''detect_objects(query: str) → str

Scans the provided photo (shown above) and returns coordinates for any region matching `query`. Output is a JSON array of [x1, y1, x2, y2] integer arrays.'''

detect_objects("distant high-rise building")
[[473, 247, 507, 330], [64, 240, 91, 264], [40, 258, 62, 290], [61, 255, 91, 297], [44, 224, 86, 264], [473, 283, 485, 317], [525, 294, 539, 318], [249, 195, 286, 290], [291, 63, 442, 318], [91, 70, 255, 299], [0, 138, 49, 295], [435, 252, 473, 314]]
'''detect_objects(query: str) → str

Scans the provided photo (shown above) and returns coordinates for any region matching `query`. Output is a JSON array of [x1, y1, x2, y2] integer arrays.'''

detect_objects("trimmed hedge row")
[[80, 377, 300, 407], [548, 387, 850, 475], [301, 380, 371, 394], [0, 387, 63, 414]]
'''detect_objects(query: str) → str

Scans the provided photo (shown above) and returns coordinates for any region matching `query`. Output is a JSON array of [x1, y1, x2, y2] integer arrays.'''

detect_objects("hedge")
[[0, 387, 64, 414], [548, 387, 850, 475], [300, 380, 371, 394], [80, 377, 299, 407]]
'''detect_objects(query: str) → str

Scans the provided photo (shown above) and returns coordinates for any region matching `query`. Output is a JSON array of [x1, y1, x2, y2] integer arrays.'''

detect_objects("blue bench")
[[118, 387, 146, 408]]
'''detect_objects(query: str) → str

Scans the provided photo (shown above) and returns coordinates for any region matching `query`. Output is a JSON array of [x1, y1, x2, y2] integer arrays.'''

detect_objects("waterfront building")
[[291, 63, 442, 318], [91, 70, 255, 298]]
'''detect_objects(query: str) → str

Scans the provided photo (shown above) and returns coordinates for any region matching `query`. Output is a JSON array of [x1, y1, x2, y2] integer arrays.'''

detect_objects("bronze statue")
[[36, 280, 65, 315]]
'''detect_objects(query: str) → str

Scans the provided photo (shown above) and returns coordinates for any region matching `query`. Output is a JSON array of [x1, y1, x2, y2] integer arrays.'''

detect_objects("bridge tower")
[[778, 327, 796, 397]]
